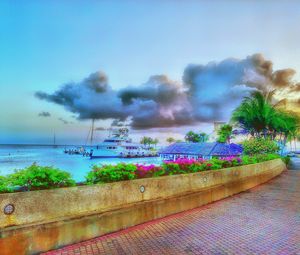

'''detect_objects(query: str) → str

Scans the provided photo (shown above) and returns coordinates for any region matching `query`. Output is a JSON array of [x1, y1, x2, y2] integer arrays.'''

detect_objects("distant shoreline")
[[0, 144, 89, 147]]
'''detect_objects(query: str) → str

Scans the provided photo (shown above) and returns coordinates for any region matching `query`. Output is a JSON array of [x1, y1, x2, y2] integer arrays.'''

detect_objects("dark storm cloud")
[[182, 53, 299, 121], [38, 111, 51, 117], [119, 75, 193, 129], [111, 120, 130, 127], [182, 54, 270, 121], [35, 71, 128, 120], [127, 98, 194, 129], [119, 75, 184, 106], [36, 54, 299, 129], [183, 54, 275, 95]]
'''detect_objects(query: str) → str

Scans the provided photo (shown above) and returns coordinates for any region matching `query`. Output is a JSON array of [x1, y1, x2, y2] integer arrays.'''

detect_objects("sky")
[[0, 0, 300, 144]]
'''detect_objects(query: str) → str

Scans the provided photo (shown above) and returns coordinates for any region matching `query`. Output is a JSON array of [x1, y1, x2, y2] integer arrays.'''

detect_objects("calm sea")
[[0, 145, 162, 182]]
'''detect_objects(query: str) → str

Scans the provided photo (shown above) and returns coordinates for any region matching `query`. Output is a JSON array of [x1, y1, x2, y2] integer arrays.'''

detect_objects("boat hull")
[[90, 155, 119, 159], [90, 154, 158, 159]]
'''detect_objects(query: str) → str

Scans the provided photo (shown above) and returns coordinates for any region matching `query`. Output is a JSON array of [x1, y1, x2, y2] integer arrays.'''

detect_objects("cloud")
[[36, 54, 299, 129], [119, 75, 193, 129], [271, 69, 296, 88], [38, 111, 51, 117], [289, 83, 300, 92], [36, 71, 128, 120], [110, 120, 130, 127], [119, 75, 184, 106], [182, 54, 273, 121]]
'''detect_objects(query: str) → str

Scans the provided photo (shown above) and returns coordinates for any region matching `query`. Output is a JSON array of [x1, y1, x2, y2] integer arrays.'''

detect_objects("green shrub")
[[242, 138, 279, 155], [255, 154, 280, 162], [241, 155, 258, 165], [0, 176, 12, 193], [152, 168, 166, 177], [207, 158, 225, 170], [241, 154, 280, 165], [8, 164, 75, 191], [281, 156, 291, 165], [187, 163, 207, 172], [162, 163, 186, 175], [86, 163, 137, 184]]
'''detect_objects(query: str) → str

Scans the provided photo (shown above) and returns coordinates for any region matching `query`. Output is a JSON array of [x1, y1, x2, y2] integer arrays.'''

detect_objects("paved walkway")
[[44, 162, 300, 255], [289, 157, 300, 170]]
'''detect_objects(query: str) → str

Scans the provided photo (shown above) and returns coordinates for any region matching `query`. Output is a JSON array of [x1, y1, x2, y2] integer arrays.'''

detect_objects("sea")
[[0, 145, 162, 182]]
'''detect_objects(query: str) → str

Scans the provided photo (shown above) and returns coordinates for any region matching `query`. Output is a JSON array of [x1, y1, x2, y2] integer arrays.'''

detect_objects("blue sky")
[[1, 0, 300, 144]]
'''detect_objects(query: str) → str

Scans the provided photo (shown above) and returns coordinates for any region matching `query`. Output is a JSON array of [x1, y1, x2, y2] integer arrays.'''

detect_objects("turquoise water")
[[0, 145, 162, 182]]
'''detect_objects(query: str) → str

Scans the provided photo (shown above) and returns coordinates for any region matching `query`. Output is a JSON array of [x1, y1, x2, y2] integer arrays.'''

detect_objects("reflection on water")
[[0, 145, 162, 182]]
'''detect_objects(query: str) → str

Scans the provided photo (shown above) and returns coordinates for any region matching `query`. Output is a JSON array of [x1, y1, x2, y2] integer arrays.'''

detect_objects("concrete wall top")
[[0, 159, 285, 229]]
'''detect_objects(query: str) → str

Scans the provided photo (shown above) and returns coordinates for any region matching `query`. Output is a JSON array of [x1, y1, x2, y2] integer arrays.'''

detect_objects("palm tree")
[[152, 138, 159, 148], [231, 91, 277, 137], [185, 131, 201, 143], [199, 132, 209, 142], [217, 124, 233, 143], [231, 91, 299, 147], [140, 136, 153, 147], [273, 111, 299, 147], [166, 137, 175, 144]]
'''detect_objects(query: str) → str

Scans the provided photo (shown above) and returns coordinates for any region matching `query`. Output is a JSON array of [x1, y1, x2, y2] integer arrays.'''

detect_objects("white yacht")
[[89, 127, 157, 159]]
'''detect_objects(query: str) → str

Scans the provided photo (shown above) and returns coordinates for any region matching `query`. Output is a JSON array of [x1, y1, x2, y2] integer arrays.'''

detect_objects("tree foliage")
[[166, 137, 176, 144], [8, 164, 75, 191], [185, 131, 209, 143], [199, 132, 209, 142], [140, 136, 159, 147], [231, 91, 299, 146], [86, 163, 137, 184], [242, 138, 279, 155], [217, 124, 233, 143]]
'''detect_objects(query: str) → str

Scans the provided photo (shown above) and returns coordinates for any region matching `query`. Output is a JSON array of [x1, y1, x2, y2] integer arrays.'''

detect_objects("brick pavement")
[[43, 169, 300, 255]]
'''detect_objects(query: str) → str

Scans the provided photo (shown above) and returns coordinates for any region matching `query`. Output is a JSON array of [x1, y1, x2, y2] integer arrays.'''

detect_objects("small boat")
[[64, 119, 95, 157], [64, 146, 89, 156]]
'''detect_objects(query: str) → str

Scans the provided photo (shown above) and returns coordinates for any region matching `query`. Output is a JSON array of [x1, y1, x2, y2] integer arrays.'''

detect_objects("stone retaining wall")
[[0, 159, 286, 255]]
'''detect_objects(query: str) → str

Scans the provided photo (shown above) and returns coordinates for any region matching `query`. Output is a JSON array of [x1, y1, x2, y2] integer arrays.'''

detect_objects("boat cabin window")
[[125, 146, 138, 150]]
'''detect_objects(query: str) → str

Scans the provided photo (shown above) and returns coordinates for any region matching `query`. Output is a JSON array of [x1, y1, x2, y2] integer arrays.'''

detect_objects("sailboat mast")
[[53, 132, 56, 147], [90, 119, 95, 145]]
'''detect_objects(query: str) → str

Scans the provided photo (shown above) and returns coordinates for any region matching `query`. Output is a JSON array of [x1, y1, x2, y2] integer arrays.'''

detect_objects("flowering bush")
[[0, 154, 283, 193], [242, 138, 279, 155], [160, 156, 243, 173], [218, 156, 242, 168], [163, 158, 203, 174], [135, 164, 164, 178]]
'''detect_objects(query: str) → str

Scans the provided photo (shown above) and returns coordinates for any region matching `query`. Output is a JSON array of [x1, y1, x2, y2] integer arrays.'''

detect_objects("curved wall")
[[0, 159, 286, 255]]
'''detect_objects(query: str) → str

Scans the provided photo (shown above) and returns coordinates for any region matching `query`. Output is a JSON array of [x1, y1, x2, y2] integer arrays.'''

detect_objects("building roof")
[[211, 143, 243, 156], [159, 142, 243, 156]]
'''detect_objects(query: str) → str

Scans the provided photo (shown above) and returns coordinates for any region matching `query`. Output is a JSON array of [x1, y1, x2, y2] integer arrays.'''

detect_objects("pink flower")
[[135, 164, 162, 178]]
